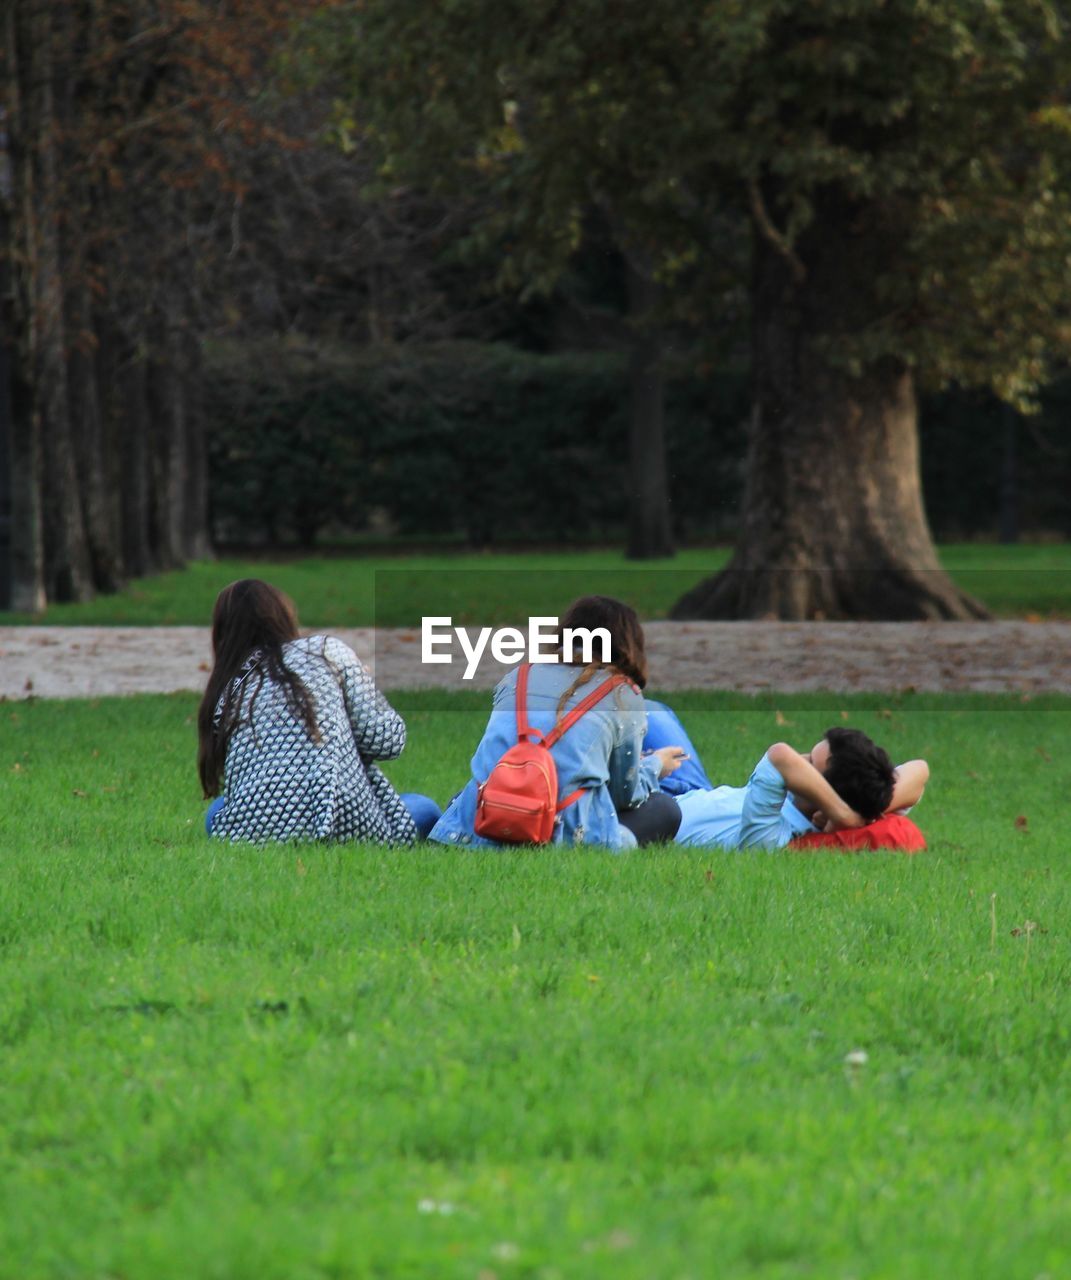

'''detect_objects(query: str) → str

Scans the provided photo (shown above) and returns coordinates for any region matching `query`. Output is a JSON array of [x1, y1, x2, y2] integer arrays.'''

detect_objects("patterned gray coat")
[[210, 635, 416, 844]]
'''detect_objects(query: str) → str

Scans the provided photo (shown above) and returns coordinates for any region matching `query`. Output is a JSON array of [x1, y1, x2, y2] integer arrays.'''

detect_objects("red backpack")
[[474, 663, 627, 844]]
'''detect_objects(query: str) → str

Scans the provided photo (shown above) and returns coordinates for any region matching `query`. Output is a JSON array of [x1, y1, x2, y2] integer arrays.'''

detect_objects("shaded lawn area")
[[2, 543, 1070, 626], [2, 689, 1070, 1278]]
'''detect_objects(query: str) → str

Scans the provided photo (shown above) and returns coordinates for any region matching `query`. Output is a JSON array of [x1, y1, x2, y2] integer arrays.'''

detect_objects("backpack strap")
[[543, 671, 628, 749], [520, 666, 630, 815], [514, 663, 544, 744]]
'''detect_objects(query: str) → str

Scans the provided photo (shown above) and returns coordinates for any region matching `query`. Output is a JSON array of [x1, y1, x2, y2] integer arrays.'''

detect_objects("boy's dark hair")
[[822, 728, 895, 821]]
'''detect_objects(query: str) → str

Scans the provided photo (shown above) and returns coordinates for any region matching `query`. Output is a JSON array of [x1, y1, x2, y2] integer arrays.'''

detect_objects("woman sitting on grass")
[[431, 595, 685, 849], [198, 579, 439, 844]]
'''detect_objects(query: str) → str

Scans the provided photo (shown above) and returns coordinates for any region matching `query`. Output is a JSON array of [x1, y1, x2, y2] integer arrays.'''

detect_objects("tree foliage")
[[323, 0, 1071, 616], [325, 0, 1071, 401]]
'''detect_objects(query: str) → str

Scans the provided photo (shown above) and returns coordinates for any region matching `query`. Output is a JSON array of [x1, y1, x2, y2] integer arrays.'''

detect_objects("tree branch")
[[748, 180, 806, 284]]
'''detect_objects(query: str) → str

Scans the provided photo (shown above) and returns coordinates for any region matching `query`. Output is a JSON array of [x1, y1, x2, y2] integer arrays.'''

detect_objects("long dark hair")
[[197, 579, 319, 798], [555, 595, 648, 716]]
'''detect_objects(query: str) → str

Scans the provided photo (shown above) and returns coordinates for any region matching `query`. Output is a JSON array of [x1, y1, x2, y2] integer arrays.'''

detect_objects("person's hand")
[[653, 746, 689, 779], [815, 806, 866, 832], [831, 807, 866, 831]]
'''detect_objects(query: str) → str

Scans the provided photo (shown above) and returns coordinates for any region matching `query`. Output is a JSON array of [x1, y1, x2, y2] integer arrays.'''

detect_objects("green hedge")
[[203, 339, 1069, 547], [920, 385, 1071, 540], [203, 341, 747, 547]]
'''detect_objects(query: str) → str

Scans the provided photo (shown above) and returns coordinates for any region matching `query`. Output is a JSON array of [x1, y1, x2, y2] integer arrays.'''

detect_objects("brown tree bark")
[[31, 3, 94, 603], [183, 333, 214, 560], [147, 302, 189, 571], [119, 345, 157, 579], [4, 0, 46, 612], [673, 193, 989, 621]]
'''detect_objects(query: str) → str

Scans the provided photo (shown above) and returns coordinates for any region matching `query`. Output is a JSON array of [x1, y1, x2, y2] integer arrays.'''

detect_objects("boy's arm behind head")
[[766, 743, 865, 830], [889, 759, 929, 813]]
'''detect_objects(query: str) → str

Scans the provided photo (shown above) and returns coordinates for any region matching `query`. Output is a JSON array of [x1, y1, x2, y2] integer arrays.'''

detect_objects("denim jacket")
[[429, 663, 661, 849]]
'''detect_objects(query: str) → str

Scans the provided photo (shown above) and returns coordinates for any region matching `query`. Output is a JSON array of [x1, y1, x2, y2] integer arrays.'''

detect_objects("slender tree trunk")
[[183, 334, 214, 559], [119, 343, 156, 578], [30, 5, 94, 602], [0, 135, 16, 611], [673, 194, 989, 620], [147, 301, 189, 571], [624, 255, 674, 560], [7, 364, 44, 613], [5, 0, 46, 612], [95, 310, 129, 579], [0, 263, 12, 612], [68, 285, 124, 592], [999, 403, 1018, 545]]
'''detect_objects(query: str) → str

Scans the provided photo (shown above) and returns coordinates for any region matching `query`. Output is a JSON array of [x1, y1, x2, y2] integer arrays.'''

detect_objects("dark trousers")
[[617, 791, 682, 846]]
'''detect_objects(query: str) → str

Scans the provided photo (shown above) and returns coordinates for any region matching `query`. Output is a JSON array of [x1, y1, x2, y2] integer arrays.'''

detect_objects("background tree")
[[315, 2, 741, 560], [0, 0, 304, 609], [322, 0, 1071, 616]]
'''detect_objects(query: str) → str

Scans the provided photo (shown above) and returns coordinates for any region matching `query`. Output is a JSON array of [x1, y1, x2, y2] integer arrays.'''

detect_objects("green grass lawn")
[[3, 542, 1069, 626], [3, 689, 1070, 1278]]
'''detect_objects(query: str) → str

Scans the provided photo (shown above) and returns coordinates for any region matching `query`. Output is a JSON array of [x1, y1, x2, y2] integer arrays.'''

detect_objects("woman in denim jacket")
[[429, 596, 685, 849]]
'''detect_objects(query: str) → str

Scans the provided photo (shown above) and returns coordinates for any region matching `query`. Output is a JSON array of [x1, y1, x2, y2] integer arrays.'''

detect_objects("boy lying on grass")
[[645, 704, 929, 850]]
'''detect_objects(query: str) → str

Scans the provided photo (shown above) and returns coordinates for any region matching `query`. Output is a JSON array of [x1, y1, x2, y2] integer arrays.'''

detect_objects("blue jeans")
[[205, 792, 442, 839], [400, 792, 442, 839], [205, 795, 226, 833], [643, 700, 715, 797]]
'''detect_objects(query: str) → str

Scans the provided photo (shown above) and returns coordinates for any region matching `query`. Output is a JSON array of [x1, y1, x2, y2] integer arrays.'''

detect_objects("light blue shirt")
[[674, 752, 817, 849]]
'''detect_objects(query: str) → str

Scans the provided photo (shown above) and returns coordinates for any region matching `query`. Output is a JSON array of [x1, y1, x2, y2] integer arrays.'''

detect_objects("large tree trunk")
[[624, 255, 674, 560], [673, 194, 989, 621]]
